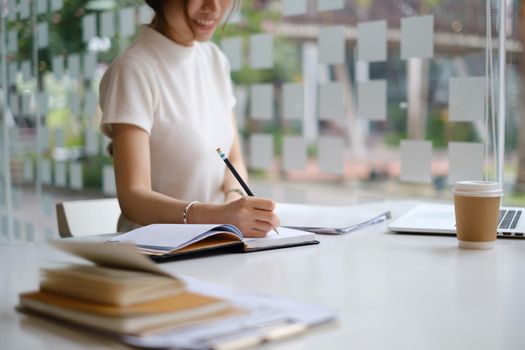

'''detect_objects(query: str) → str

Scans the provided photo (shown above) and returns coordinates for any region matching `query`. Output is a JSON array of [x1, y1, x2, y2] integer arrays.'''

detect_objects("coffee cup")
[[453, 181, 503, 249]]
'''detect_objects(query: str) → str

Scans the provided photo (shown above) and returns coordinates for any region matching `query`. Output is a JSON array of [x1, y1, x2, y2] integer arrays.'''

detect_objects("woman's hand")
[[213, 197, 280, 238]]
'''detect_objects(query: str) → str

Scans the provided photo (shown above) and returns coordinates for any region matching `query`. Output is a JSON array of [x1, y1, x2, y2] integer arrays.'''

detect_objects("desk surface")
[[1, 201, 525, 350]]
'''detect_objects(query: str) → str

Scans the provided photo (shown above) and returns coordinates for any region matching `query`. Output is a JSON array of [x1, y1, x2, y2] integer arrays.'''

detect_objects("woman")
[[99, 0, 280, 237]]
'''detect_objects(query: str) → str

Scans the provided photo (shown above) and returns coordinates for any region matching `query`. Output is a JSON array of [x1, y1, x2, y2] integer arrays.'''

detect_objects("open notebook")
[[109, 224, 318, 258]]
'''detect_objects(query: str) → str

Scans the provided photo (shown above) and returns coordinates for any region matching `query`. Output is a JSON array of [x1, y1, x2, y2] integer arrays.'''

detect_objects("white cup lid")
[[453, 181, 503, 197]]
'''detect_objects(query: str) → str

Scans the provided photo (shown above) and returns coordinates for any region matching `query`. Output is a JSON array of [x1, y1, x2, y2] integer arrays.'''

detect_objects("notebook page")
[[109, 224, 243, 252], [242, 227, 317, 250]]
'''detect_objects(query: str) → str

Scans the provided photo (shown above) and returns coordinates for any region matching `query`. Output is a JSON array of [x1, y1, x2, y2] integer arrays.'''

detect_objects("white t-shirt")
[[99, 26, 236, 226]]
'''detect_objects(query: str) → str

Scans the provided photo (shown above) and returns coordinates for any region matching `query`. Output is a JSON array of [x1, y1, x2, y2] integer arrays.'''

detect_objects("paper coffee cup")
[[453, 181, 503, 249]]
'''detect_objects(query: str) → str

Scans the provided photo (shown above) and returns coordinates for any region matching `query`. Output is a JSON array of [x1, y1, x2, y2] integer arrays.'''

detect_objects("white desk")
[[1, 201, 525, 350]]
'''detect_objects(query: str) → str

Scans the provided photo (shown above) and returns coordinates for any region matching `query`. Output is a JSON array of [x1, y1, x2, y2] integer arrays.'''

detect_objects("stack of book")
[[18, 243, 243, 336]]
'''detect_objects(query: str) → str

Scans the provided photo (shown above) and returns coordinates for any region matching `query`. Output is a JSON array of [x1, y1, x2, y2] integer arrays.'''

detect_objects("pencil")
[[216, 147, 279, 235]]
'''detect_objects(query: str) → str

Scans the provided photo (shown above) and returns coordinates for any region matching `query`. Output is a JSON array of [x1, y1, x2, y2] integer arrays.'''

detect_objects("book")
[[108, 224, 319, 258], [18, 241, 244, 336], [275, 203, 391, 234]]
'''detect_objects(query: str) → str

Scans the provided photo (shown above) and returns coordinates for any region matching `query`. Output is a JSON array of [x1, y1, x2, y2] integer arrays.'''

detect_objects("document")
[[276, 202, 391, 234]]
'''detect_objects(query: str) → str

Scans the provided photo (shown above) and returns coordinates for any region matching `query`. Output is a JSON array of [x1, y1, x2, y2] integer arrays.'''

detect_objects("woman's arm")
[[111, 123, 279, 237]]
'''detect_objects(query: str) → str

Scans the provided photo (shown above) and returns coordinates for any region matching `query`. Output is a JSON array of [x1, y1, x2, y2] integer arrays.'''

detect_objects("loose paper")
[[400, 139, 432, 183], [448, 142, 484, 184], [319, 82, 344, 121], [448, 77, 485, 122], [69, 162, 83, 190], [119, 7, 136, 38], [100, 11, 116, 38], [102, 165, 116, 195], [283, 136, 307, 171], [401, 15, 434, 59], [319, 26, 345, 65], [82, 14, 97, 43], [249, 134, 274, 170], [357, 80, 387, 121], [317, 0, 344, 12], [318, 136, 344, 175], [282, 0, 307, 16], [357, 20, 387, 62], [250, 84, 274, 120], [221, 37, 242, 71], [249, 34, 273, 69], [283, 83, 304, 120]]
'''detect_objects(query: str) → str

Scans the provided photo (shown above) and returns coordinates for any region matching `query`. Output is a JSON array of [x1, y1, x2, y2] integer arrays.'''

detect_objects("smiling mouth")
[[193, 18, 217, 31]]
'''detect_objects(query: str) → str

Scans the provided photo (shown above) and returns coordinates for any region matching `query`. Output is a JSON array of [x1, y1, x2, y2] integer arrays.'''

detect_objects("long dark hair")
[[145, 0, 240, 36]]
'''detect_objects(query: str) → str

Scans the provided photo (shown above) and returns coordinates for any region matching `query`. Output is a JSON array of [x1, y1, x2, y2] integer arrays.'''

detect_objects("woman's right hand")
[[216, 197, 280, 238]]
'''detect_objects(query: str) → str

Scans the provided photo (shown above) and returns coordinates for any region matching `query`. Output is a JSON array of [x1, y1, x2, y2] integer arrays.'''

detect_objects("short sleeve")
[[99, 57, 157, 137]]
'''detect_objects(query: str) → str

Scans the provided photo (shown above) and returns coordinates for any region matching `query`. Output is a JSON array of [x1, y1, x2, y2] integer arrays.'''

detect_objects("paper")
[[7, 30, 18, 54], [317, 0, 344, 11], [37, 0, 48, 14], [139, 4, 154, 24], [319, 26, 345, 65], [448, 77, 485, 122], [400, 139, 432, 183], [20, 60, 31, 81], [85, 128, 99, 156], [276, 202, 391, 234], [282, 136, 306, 171], [221, 37, 242, 71], [23, 159, 34, 182], [249, 134, 273, 170], [52, 56, 64, 80], [318, 136, 344, 175], [250, 84, 274, 120], [100, 11, 115, 38], [357, 20, 387, 62], [82, 14, 97, 43], [103, 165, 116, 195], [282, 0, 307, 16], [37, 22, 49, 49], [83, 91, 97, 118], [54, 162, 67, 187], [67, 54, 80, 79], [319, 82, 344, 121], [8, 61, 17, 85], [401, 15, 434, 59], [41, 160, 52, 185], [357, 80, 387, 121], [83, 53, 97, 78], [9, 94, 19, 115], [282, 83, 304, 120], [55, 128, 65, 147], [50, 0, 63, 12], [249, 34, 273, 69], [119, 7, 136, 38], [19, 0, 30, 20], [69, 162, 83, 190], [448, 142, 484, 184]]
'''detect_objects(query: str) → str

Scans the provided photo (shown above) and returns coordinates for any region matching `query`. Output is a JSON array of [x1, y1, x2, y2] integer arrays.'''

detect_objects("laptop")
[[388, 203, 525, 238]]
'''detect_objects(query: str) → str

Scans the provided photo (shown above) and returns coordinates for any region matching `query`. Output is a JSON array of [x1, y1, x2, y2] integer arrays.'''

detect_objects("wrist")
[[189, 202, 221, 224]]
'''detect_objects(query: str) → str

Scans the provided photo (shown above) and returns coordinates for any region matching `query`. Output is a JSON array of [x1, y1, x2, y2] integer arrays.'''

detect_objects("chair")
[[55, 198, 121, 238]]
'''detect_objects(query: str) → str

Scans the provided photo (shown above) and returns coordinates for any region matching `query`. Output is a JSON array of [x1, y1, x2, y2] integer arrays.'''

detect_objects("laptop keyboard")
[[498, 209, 523, 237]]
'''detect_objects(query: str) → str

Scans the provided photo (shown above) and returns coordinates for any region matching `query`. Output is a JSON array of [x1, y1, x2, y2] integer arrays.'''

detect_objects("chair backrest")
[[55, 198, 121, 238]]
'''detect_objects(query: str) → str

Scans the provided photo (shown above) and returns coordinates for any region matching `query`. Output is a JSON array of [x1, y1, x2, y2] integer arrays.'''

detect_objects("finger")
[[253, 210, 280, 228], [244, 228, 268, 238], [252, 198, 276, 211], [252, 220, 274, 233]]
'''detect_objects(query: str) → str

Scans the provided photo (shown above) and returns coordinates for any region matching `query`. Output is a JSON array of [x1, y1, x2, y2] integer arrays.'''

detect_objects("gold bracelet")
[[183, 201, 200, 224], [225, 188, 246, 197]]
